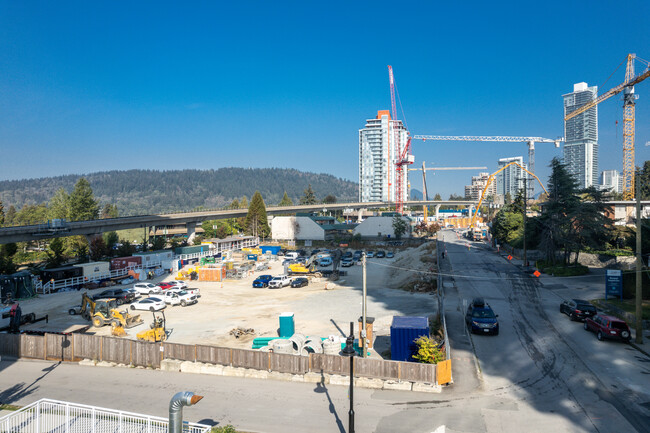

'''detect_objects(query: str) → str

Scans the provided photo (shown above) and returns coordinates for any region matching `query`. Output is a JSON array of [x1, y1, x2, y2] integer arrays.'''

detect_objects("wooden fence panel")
[[196, 345, 230, 365], [0, 333, 20, 357], [354, 357, 399, 380], [163, 342, 195, 361], [20, 334, 44, 359], [310, 354, 348, 376], [45, 334, 73, 361], [400, 362, 435, 383], [231, 348, 267, 370], [270, 353, 309, 374], [73, 333, 101, 360], [132, 341, 160, 368], [101, 337, 131, 365]]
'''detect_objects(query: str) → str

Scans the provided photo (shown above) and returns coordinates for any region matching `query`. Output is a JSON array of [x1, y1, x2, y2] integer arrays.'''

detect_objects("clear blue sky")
[[1, 1, 649, 199]]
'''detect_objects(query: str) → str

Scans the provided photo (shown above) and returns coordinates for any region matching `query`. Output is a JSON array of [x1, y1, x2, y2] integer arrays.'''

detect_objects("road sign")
[[507, 255, 513, 261], [533, 270, 541, 278], [605, 270, 623, 300]]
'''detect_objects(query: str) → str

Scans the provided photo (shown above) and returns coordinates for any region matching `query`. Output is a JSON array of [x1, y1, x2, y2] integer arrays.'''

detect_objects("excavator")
[[80, 293, 143, 336], [287, 255, 322, 277], [136, 311, 167, 342]]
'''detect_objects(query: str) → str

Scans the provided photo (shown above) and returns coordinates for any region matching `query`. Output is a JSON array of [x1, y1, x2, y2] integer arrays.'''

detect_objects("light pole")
[[342, 322, 356, 433]]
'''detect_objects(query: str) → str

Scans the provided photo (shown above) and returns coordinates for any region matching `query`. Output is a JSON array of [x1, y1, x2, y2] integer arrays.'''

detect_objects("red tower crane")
[[388, 66, 414, 214]]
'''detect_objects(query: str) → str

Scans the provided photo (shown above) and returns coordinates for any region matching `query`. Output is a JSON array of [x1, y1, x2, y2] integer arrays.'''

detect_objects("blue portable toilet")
[[390, 316, 430, 362], [279, 312, 295, 337]]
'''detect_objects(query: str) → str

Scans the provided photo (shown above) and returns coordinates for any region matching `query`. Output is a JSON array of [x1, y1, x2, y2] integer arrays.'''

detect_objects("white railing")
[[0, 398, 210, 433]]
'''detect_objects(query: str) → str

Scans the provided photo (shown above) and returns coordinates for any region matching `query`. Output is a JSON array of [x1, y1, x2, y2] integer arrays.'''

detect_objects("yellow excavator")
[[80, 293, 143, 336], [137, 311, 167, 342], [287, 256, 322, 277]]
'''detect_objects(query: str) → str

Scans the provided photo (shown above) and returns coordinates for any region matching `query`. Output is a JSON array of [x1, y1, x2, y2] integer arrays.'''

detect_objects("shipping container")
[[174, 245, 210, 255], [75, 261, 111, 280], [197, 266, 226, 282], [110, 255, 143, 271], [41, 266, 83, 282], [390, 316, 430, 362], [134, 250, 174, 267], [260, 245, 281, 255]]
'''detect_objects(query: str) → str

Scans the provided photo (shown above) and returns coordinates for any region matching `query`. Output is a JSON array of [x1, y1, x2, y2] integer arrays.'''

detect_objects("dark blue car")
[[252, 275, 273, 288], [465, 298, 499, 335]]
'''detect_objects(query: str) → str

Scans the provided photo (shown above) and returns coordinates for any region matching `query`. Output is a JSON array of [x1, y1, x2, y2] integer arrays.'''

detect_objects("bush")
[[536, 260, 589, 277], [211, 426, 238, 433], [412, 336, 445, 364]]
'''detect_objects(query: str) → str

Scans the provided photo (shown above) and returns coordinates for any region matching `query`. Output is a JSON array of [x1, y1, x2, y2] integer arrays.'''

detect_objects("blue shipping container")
[[390, 316, 430, 362], [260, 245, 281, 255]]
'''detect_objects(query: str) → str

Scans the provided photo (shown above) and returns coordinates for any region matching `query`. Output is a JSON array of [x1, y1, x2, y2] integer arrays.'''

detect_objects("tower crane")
[[564, 53, 650, 200], [388, 65, 414, 214]]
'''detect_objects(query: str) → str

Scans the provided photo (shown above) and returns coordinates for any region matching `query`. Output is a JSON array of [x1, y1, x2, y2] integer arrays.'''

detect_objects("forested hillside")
[[0, 168, 358, 216]]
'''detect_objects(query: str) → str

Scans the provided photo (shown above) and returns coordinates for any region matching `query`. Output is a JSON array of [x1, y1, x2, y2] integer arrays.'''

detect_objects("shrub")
[[211, 426, 238, 433], [412, 336, 445, 364]]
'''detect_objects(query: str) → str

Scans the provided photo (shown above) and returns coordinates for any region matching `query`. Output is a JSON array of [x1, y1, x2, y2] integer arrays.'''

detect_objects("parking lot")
[[17, 243, 440, 357]]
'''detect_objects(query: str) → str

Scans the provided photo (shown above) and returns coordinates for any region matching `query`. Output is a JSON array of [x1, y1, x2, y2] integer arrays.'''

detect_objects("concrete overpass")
[[0, 200, 479, 244]]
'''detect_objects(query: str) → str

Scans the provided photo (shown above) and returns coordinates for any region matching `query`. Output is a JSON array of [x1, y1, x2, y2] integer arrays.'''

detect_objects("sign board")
[[605, 269, 623, 300]]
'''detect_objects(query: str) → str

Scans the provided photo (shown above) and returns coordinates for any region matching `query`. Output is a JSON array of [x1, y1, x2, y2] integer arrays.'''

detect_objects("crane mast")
[[388, 66, 412, 214]]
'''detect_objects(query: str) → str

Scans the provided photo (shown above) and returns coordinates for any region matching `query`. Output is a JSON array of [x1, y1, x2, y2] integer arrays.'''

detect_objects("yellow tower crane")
[[564, 54, 650, 200]]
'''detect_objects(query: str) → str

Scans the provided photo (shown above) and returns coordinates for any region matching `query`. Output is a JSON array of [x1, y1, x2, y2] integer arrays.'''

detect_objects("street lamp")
[[341, 322, 356, 433]]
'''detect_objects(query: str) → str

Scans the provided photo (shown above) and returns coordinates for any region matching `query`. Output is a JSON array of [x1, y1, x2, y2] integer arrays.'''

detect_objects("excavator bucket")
[[123, 312, 143, 328], [111, 325, 127, 337]]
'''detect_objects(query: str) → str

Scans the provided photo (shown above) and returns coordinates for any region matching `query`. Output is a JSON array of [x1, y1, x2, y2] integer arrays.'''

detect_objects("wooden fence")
[[0, 332, 436, 383]]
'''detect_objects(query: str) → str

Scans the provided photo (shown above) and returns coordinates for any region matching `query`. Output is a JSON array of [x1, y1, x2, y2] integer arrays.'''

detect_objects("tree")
[[150, 236, 166, 251], [101, 204, 119, 219], [68, 236, 89, 262], [504, 192, 512, 205], [103, 231, 119, 252], [68, 178, 99, 221], [5, 205, 16, 226], [569, 186, 612, 264], [433, 193, 442, 201], [244, 191, 270, 238], [117, 241, 136, 257], [89, 237, 109, 261], [637, 161, 650, 200], [278, 191, 293, 206], [45, 238, 66, 269], [228, 199, 240, 210], [392, 216, 409, 239], [0, 199, 4, 226], [239, 196, 249, 209], [300, 184, 317, 205], [322, 194, 337, 204], [448, 194, 464, 200], [49, 188, 70, 220]]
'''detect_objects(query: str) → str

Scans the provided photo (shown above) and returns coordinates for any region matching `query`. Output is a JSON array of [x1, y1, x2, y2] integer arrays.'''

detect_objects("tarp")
[[0, 271, 36, 301]]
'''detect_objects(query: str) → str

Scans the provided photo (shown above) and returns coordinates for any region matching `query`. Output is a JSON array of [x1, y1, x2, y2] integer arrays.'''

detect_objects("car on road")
[[386, 251, 395, 258], [268, 275, 292, 289], [318, 256, 333, 267], [93, 288, 135, 305], [376, 250, 386, 258], [253, 275, 273, 288], [163, 289, 198, 307], [130, 297, 166, 311], [133, 283, 162, 295], [341, 258, 354, 267], [560, 299, 597, 321], [290, 277, 309, 288], [465, 297, 499, 335], [584, 314, 631, 342]]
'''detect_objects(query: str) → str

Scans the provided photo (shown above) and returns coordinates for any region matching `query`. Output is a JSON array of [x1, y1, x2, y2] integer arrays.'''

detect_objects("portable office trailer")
[[75, 261, 111, 280], [110, 256, 143, 271]]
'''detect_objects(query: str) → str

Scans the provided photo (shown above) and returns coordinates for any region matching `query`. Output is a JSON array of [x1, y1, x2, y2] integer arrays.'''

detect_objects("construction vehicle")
[[287, 256, 322, 277], [80, 293, 143, 335], [137, 311, 166, 342]]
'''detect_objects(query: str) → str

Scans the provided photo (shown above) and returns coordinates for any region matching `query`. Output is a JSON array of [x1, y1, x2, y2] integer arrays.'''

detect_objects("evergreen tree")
[[322, 194, 337, 204], [228, 199, 240, 209], [392, 216, 409, 240], [117, 241, 137, 257], [150, 236, 166, 251], [5, 205, 15, 225], [300, 184, 317, 205], [49, 188, 70, 220], [239, 196, 249, 209], [89, 237, 109, 261], [103, 231, 119, 252], [433, 193, 442, 201], [0, 199, 4, 226], [68, 178, 99, 221], [101, 203, 119, 219], [244, 191, 270, 238], [278, 191, 293, 206], [569, 186, 612, 264], [636, 161, 650, 200], [45, 238, 66, 268]]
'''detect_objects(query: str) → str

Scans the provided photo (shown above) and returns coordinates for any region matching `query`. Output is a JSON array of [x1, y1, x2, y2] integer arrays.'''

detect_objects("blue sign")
[[605, 270, 623, 300]]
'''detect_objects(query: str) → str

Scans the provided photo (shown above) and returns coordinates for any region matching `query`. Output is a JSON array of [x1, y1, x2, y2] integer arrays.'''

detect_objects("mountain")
[[0, 168, 359, 216], [410, 189, 423, 200]]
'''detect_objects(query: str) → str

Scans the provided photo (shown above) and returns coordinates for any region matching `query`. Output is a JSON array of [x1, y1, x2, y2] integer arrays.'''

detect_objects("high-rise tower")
[[563, 82, 598, 189]]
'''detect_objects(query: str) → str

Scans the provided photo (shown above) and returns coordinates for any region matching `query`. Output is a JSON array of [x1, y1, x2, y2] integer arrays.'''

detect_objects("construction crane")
[[408, 162, 487, 223], [388, 65, 414, 214], [564, 53, 650, 200]]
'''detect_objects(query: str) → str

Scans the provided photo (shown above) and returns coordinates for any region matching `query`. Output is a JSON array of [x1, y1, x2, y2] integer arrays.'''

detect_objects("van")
[[285, 252, 299, 260], [319, 256, 333, 267]]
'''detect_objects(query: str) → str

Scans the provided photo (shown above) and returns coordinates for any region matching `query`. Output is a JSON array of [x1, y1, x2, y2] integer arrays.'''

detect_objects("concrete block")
[[96, 361, 115, 368], [290, 374, 304, 382], [79, 359, 96, 367], [412, 382, 442, 393], [222, 366, 246, 377], [303, 372, 329, 384], [383, 380, 412, 391], [329, 375, 350, 386], [161, 359, 183, 372], [115, 363, 128, 368], [267, 371, 293, 382], [356, 377, 384, 389], [200, 363, 224, 376], [244, 369, 269, 380]]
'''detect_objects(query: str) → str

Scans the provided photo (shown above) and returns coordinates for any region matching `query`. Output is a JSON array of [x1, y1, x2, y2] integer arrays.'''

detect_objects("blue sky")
[[1, 1, 649, 199]]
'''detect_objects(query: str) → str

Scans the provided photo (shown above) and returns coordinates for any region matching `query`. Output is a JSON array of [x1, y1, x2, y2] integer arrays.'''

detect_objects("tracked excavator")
[[287, 256, 322, 277]]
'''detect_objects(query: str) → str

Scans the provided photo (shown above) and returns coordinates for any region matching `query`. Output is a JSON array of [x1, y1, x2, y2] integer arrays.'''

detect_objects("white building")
[[352, 216, 411, 239], [600, 170, 622, 194], [271, 216, 326, 241], [464, 172, 497, 200], [496, 157, 527, 197], [563, 82, 599, 189], [359, 110, 409, 202]]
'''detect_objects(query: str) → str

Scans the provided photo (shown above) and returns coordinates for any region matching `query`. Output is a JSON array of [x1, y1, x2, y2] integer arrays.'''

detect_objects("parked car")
[[182, 287, 200, 297], [310, 249, 321, 256], [163, 289, 198, 307], [376, 250, 386, 258], [133, 283, 162, 295], [268, 275, 292, 289], [277, 249, 286, 256], [584, 314, 631, 342], [68, 305, 82, 315], [291, 277, 309, 288], [341, 258, 354, 267], [93, 289, 135, 305], [353, 251, 363, 261], [465, 297, 499, 335], [560, 299, 597, 321], [342, 251, 353, 259], [157, 282, 175, 291], [386, 251, 395, 258], [366, 251, 375, 258], [253, 275, 273, 288], [130, 297, 166, 311], [167, 281, 188, 290], [319, 256, 333, 267]]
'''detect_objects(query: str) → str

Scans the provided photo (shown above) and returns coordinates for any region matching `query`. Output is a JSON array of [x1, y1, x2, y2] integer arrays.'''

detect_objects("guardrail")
[[0, 398, 210, 433]]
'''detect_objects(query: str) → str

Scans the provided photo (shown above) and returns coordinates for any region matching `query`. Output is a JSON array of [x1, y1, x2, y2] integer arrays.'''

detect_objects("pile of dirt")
[[386, 242, 437, 291]]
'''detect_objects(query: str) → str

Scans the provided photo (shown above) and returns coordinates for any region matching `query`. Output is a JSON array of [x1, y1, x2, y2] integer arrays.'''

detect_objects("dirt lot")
[[15, 243, 440, 358]]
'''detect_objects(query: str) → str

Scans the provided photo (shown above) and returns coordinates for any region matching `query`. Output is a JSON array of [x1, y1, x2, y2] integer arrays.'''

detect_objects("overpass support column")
[[186, 222, 197, 244], [435, 205, 441, 219], [358, 209, 363, 223], [468, 205, 475, 227]]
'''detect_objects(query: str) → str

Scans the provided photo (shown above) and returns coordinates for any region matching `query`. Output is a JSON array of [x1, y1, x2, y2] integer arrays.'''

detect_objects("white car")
[[123, 288, 141, 299], [133, 283, 162, 295], [164, 289, 198, 307], [268, 275, 291, 289], [130, 296, 166, 311], [167, 281, 188, 289], [182, 287, 200, 297]]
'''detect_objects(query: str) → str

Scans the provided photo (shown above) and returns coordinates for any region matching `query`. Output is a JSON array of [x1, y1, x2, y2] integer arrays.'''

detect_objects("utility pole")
[[522, 176, 527, 267], [361, 252, 367, 358], [635, 173, 643, 344]]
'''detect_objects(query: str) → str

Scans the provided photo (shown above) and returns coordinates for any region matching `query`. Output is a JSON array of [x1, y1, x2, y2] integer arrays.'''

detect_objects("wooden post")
[[100, 337, 103, 362], [43, 334, 47, 360]]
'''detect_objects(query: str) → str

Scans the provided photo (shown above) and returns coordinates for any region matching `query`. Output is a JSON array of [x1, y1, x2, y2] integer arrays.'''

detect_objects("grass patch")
[[0, 404, 22, 411], [536, 260, 589, 277], [597, 298, 650, 321], [211, 426, 239, 433]]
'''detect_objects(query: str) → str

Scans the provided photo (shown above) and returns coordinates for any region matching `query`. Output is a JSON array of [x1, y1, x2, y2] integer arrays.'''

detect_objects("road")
[[1, 232, 649, 432]]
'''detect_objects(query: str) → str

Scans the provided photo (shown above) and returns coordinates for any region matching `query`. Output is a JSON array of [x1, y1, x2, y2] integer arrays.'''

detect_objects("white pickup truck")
[[268, 275, 291, 289], [163, 289, 198, 307]]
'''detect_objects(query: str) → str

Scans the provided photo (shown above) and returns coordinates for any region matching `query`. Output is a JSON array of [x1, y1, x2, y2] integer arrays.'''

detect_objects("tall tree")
[[433, 193, 442, 201], [45, 238, 66, 269], [68, 178, 99, 221], [49, 188, 70, 220], [103, 231, 119, 252], [89, 237, 109, 261], [5, 205, 15, 226], [300, 184, 317, 205], [392, 216, 409, 239], [239, 196, 249, 209], [101, 203, 119, 219], [278, 191, 293, 206], [244, 191, 270, 238], [0, 199, 4, 226], [569, 186, 612, 264], [636, 161, 650, 200], [322, 194, 337, 204]]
